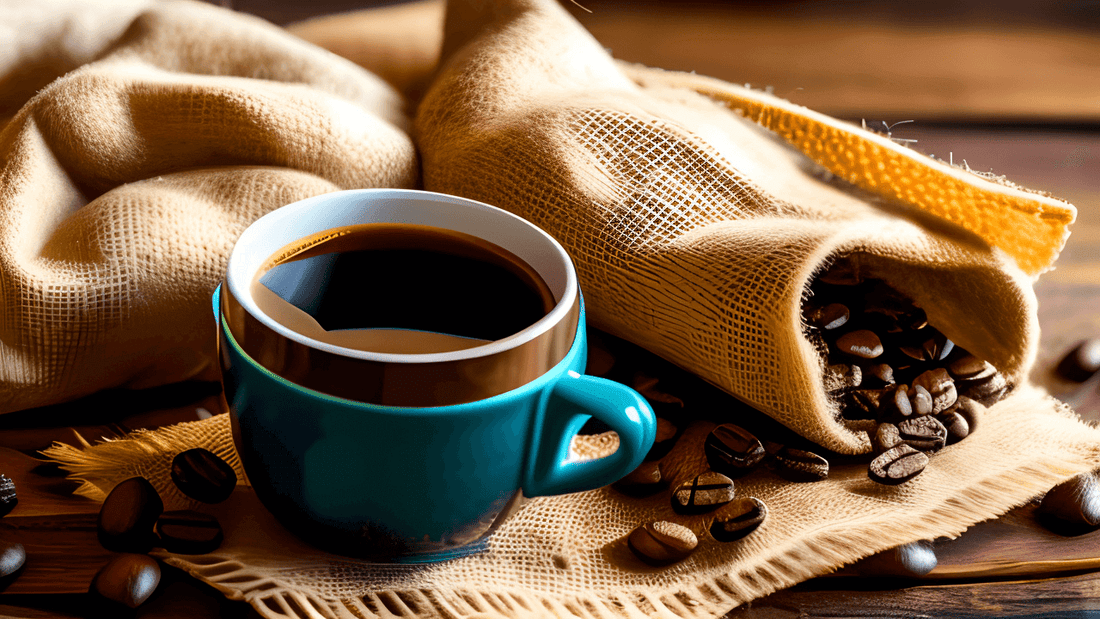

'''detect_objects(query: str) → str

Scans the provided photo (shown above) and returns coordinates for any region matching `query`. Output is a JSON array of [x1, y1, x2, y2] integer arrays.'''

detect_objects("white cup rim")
[[225, 189, 579, 363]]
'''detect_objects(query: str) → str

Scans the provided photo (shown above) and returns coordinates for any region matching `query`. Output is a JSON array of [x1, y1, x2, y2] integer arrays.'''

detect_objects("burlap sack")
[[9, 1, 1100, 618], [0, 0, 417, 413]]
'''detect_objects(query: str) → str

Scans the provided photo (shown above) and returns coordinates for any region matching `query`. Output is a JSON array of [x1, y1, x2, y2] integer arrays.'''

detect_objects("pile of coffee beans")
[[88, 447, 235, 610], [802, 258, 1011, 485]]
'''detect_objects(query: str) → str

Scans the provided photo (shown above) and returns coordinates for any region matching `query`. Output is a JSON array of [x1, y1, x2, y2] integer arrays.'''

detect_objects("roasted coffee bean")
[[878, 384, 912, 420], [98, 477, 163, 553], [863, 363, 895, 387], [836, 330, 884, 359], [774, 447, 829, 482], [824, 364, 862, 394], [952, 396, 983, 436], [904, 308, 929, 331], [704, 424, 765, 475], [872, 423, 901, 454], [907, 384, 933, 417], [0, 540, 24, 578], [898, 344, 925, 364], [645, 417, 680, 461], [627, 521, 697, 565], [710, 497, 768, 542], [869, 444, 928, 485], [171, 448, 237, 504], [672, 472, 735, 514], [90, 553, 161, 609], [0, 474, 15, 516], [1037, 472, 1100, 528], [912, 368, 957, 414], [807, 303, 850, 330], [845, 389, 887, 419], [897, 415, 947, 452], [936, 411, 969, 445], [948, 354, 996, 382], [961, 371, 1008, 405], [155, 510, 223, 555], [858, 540, 937, 577], [613, 461, 666, 497], [1056, 338, 1100, 383]]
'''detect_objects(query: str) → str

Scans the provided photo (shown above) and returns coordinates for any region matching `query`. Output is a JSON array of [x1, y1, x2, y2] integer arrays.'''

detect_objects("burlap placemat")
[[6, 0, 1100, 617]]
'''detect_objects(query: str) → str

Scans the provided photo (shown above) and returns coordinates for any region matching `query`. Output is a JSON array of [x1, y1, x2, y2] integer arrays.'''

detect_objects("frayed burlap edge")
[[42, 385, 1100, 619]]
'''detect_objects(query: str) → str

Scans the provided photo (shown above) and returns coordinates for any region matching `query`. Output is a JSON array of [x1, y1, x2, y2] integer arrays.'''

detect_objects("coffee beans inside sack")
[[803, 254, 1009, 482]]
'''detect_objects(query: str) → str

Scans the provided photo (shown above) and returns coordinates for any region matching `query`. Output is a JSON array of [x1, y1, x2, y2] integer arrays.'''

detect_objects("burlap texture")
[[6, 0, 1099, 617]]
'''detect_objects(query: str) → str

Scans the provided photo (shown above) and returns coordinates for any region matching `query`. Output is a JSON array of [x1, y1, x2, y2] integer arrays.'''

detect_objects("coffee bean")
[[0, 474, 15, 516], [171, 449, 237, 504], [907, 384, 933, 417], [952, 396, 983, 435], [869, 444, 928, 485], [774, 447, 829, 482], [90, 553, 161, 609], [98, 477, 163, 553], [710, 497, 768, 541], [960, 371, 1008, 406], [704, 424, 765, 476], [898, 344, 925, 363], [824, 364, 862, 394], [897, 415, 947, 452], [845, 388, 887, 419], [672, 472, 735, 514], [878, 384, 912, 420], [807, 303, 850, 330], [613, 461, 666, 497], [859, 540, 937, 577], [644, 417, 680, 462], [1056, 338, 1100, 383], [936, 338, 955, 361], [948, 355, 996, 382], [905, 308, 929, 331], [1037, 472, 1100, 528], [155, 510, 223, 555], [836, 330, 884, 359], [912, 368, 957, 414], [936, 411, 969, 445], [863, 363, 895, 388], [0, 540, 25, 578], [872, 423, 901, 454], [628, 521, 697, 565]]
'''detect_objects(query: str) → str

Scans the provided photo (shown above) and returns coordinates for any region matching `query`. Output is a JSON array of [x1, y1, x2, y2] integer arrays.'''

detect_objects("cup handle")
[[523, 370, 656, 497]]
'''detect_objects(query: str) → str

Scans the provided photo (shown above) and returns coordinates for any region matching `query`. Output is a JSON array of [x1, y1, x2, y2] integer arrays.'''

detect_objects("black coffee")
[[252, 224, 555, 353]]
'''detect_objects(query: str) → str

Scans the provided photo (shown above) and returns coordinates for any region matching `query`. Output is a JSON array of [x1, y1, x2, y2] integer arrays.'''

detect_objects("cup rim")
[[225, 188, 578, 364]]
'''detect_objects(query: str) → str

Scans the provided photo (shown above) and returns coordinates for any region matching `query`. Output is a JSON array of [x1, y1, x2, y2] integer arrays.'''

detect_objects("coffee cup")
[[215, 188, 655, 561]]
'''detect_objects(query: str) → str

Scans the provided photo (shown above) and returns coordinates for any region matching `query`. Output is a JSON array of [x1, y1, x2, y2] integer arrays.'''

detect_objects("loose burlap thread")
[[6, 0, 1099, 618]]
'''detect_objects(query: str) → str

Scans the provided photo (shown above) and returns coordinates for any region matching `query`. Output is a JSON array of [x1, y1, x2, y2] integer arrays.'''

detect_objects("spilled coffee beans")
[[0, 474, 15, 516], [90, 553, 161, 609], [773, 447, 829, 482], [156, 510, 224, 555], [868, 444, 928, 485], [98, 477, 163, 553], [710, 497, 767, 542], [171, 448, 237, 504], [0, 540, 25, 578], [704, 424, 765, 476], [672, 472, 735, 514], [1037, 472, 1100, 528], [628, 521, 697, 565]]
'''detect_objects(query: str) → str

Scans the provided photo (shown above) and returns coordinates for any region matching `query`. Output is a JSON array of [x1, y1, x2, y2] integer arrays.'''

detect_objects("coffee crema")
[[250, 223, 556, 354]]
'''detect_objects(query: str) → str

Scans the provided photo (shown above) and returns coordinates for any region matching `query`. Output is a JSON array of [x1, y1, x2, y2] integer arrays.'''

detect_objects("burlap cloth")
[[6, 0, 1100, 617]]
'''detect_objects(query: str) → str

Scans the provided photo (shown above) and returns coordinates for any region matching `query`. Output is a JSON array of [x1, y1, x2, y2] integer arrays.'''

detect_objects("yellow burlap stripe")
[[624, 66, 1076, 276]]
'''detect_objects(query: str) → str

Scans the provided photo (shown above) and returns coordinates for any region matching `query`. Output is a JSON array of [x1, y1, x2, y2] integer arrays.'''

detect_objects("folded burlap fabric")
[[8, 0, 1100, 618]]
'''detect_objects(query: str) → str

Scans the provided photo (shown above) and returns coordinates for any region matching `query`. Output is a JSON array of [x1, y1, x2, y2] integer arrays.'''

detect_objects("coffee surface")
[[251, 224, 555, 354]]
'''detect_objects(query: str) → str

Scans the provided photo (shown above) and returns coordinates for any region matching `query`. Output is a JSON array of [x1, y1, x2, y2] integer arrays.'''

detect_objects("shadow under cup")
[[216, 189, 655, 561]]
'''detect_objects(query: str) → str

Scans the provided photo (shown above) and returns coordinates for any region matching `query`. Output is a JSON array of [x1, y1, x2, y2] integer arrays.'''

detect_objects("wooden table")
[[3, 2, 1100, 617], [0, 123, 1097, 618]]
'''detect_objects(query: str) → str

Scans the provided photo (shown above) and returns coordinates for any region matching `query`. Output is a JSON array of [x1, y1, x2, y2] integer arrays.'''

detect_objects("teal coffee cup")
[[215, 189, 655, 561]]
